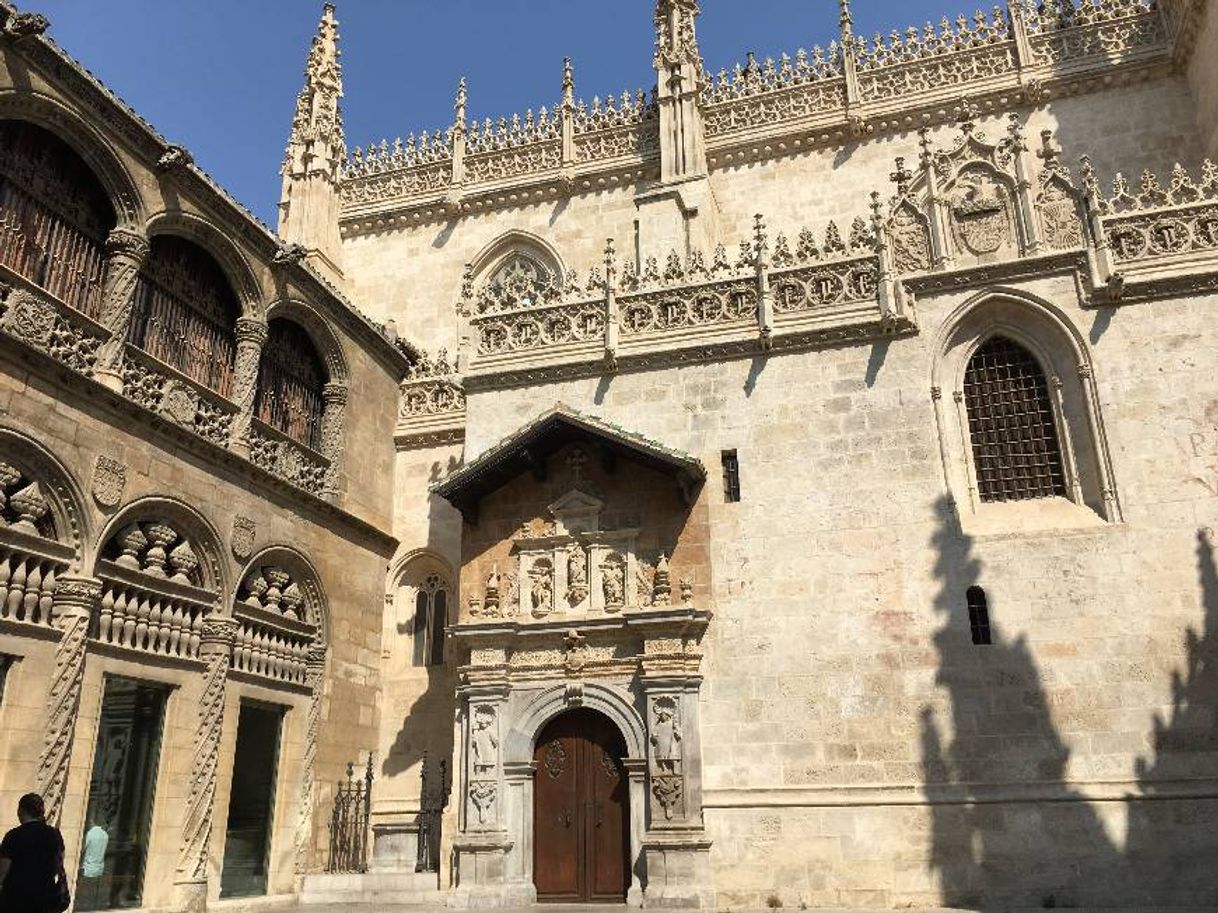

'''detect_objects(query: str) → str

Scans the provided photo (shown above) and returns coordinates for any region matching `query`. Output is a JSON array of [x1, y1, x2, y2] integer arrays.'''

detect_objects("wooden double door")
[[533, 708, 630, 902]]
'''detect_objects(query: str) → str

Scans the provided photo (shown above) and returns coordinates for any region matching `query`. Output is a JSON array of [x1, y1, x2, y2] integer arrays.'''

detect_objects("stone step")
[[298, 870, 445, 906]]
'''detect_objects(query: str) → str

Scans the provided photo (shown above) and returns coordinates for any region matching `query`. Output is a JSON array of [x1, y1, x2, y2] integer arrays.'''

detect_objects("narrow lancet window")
[[722, 449, 741, 503], [966, 586, 992, 645]]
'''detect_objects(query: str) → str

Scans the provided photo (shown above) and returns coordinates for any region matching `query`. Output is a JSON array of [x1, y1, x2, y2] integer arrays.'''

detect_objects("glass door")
[[76, 677, 169, 911], [220, 701, 284, 897]]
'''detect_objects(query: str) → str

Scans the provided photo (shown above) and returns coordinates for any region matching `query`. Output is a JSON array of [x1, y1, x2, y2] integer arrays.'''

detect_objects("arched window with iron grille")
[[962, 335, 1067, 503], [127, 236, 240, 395], [254, 319, 326, 451], [0, 120, 115, 320]]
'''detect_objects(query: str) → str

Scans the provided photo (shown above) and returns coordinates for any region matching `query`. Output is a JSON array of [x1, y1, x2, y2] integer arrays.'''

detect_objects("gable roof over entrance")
[[433, 404, 706, 523]]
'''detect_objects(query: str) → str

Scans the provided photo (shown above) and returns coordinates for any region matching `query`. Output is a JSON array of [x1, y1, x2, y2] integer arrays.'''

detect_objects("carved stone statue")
[[471, 707, 498, 775], [566, 545, 588, 606], [650, 697, 682, 772], [530, 559, 554, 616], [601, 555, 625, 610]]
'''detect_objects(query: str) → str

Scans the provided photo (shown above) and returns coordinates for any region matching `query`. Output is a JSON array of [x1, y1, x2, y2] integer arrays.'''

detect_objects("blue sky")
[[29, 1, 955, 226]]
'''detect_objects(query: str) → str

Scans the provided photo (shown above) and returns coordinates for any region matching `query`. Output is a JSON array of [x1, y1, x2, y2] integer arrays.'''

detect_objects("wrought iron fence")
[[416, 750, 450, 873], [326, 755, 374, 873]]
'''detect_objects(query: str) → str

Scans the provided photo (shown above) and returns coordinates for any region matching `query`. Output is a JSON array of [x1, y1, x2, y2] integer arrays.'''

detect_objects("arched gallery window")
[[254, 319, 326, 450], [0, 120, 115, 319], [962, 335, 1067, 503], [410, 574, 449, 667], [127, 236, 240, 395]]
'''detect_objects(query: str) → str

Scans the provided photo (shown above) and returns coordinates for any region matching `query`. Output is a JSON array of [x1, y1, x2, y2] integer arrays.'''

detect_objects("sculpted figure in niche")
[[530, 558, 554, 616], [566, 545, 588, 606], [471, 707, 499, 775], [601, 554, 625, 610], [650, 697, 682, 773]]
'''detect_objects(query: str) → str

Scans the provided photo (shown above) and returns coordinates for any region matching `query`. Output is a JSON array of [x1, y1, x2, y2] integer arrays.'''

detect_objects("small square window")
[[966, 586, 991, 645], [721, 450, 741, 503]]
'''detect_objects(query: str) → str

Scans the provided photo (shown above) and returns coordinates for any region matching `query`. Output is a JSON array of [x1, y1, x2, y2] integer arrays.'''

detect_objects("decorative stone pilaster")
[[295, 644, 328, 877], [36, 574, 101, 825], [226, 318, 269, 457], [319, 382, 347, 501], [175, 615, 237, 913], [451, 684, 512, 907], [640, 675, 713, 908], [92, 228, 150, 392]]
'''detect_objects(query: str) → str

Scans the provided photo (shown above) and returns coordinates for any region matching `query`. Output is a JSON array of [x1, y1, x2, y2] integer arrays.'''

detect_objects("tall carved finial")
[[917, 126, 935, 168], [753, 213, 769, 259], [839, 0, 854, 37], [278, 3, 346, 278], [654, 0, 703, 72], [562, 58, 575, 110], [283, 3, 345, 177], [455, 77, 468, 127], [1038, 129, 1062, 169]]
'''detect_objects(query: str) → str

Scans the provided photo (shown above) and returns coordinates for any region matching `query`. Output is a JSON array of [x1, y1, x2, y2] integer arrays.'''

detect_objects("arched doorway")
[[532, 708, 629, 903]]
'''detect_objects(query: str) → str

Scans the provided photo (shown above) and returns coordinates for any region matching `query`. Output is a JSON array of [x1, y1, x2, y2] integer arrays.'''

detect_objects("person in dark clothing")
[[0, 793, 66, 913]]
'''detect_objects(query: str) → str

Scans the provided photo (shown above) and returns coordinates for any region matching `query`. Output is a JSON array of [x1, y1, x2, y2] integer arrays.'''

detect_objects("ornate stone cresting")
[[279, 2, 346, 278], [36, 574, 101, 825], [176, 615, 238, 911]]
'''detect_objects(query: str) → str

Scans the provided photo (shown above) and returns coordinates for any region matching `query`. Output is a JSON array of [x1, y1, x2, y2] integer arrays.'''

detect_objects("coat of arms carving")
[[950, 171, 1013, 256], [230, 515, 256, 561], [91, 456, 127, 509]]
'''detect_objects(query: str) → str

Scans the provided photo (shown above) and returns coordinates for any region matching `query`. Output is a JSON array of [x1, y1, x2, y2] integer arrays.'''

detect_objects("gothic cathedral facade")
[[0, 0, 1217, 910]]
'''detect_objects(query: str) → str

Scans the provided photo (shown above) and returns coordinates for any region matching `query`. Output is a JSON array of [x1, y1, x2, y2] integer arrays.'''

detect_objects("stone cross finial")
[[562, 58, 575, 109], [566, 448, 587, 484], [1038, 129, 1062, 169], [890, 157, 913, 196], [956, 99, 981, 136]]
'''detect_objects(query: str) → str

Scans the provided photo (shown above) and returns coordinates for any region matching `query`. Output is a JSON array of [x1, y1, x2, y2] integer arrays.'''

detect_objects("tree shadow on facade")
[[922, 498, 1218, 908]]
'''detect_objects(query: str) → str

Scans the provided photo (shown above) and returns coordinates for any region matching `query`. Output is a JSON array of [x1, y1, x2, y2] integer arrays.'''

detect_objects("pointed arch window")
[[127, 236, 239, 395], [410, 574, 449, 668], [254, 319, 326, 450], [476, 252, 559, 313], [0, 120, 115, 320], [962, 336, 1067, 503]]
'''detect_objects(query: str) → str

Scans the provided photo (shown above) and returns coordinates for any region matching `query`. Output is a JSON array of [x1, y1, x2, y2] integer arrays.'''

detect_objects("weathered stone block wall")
[[448, 274, 1218, 906], [0, 355, 394, 906], [1186, 0, 1218, 158]]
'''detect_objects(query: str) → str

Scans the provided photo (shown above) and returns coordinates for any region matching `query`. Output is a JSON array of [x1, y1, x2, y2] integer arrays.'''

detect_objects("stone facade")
[[1, 0, 1218, 911]]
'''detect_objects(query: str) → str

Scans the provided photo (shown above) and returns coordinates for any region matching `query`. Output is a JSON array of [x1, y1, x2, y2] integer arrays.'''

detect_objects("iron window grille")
[[721, 449, 741, 503], [962, 336, 1067, 503], [966, 586, 992, 645], [254, 319, 326, 450]]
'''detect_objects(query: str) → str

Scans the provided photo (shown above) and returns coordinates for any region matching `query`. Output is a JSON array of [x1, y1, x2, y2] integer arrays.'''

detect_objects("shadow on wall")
[[923, 495, 1218, 908], [383, 665, 456, 783]]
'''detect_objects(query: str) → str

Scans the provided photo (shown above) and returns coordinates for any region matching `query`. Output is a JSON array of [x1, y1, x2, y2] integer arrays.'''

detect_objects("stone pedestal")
[[448, 833, 514, 908], [642, 832, 714, 909]]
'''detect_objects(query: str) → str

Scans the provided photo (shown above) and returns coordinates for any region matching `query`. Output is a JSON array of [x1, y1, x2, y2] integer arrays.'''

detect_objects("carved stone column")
[[226, 318, 269, 458], [92, 228, 150, 392], [36, 574, 101, 825], [175, 614, 237, 913], [319, 382, 347, 501], [295, 644, 328, 878]]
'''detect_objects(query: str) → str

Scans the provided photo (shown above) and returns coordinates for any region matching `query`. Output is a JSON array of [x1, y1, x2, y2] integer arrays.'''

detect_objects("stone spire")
[[653, 0, 706, 183], [278, 3, 345, 283]]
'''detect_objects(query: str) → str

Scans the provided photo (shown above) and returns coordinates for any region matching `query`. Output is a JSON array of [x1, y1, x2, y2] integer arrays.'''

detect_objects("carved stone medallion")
[[230, 515, 256, 561], [3, 290, 55, 349], [90, 456, 126, 510]]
